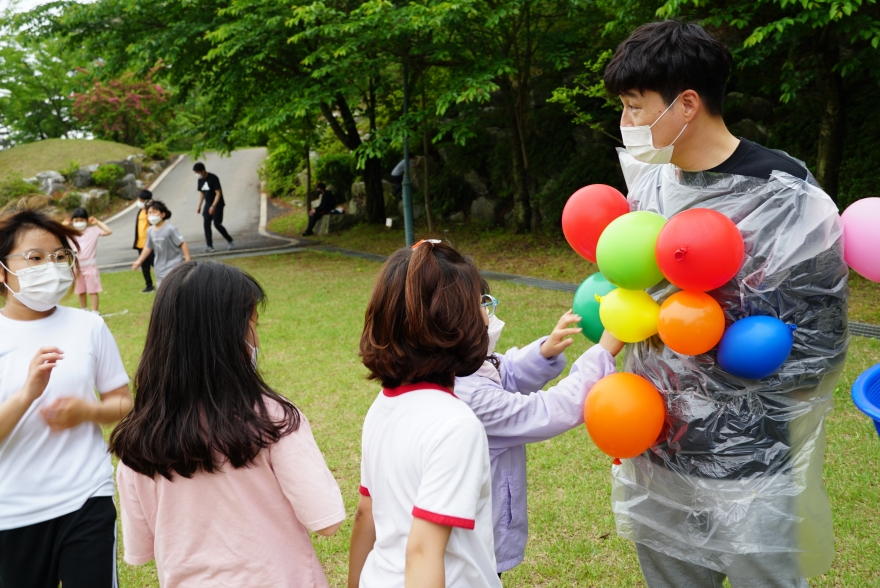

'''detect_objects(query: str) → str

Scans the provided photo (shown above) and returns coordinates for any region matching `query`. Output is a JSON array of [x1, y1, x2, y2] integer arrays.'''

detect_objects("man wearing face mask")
[[132, 190, 155, 293], [454, 283, 624, 576], [603, 21, 848, 588]]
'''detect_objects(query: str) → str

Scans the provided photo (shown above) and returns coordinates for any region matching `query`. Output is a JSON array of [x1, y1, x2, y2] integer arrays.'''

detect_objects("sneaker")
[[141, 286, 155, 294], [227, 241, 234, 250], [203, 246, 215, 253], [301, 231, 313, 237], [90, 310, 101, 316]]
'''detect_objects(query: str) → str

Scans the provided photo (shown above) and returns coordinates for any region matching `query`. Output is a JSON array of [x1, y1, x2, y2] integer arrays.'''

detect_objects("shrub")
[[262, 141, 305, 200], [92, 163, 125, 188], [144, 142, 170, 161], [315, 153, 356, 199], [0, 175, 42, 209], [60, 160, 80, 182], [60, 192, 82, 212]]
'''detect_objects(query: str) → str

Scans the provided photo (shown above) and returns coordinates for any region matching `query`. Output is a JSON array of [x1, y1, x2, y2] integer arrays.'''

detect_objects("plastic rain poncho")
[[611, 150, 849, 580]]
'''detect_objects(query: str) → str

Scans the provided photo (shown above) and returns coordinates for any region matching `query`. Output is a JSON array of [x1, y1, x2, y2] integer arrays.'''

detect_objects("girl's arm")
[[348, 495, 377, 588], [181, 242, 191, 262], [0, 347, 63, 442], [497, 310, 580, 394], [40, 384, 133, 431], [89, 216, 113, 236], [132, 246, 152, 270], [405, 518, 452, 588]]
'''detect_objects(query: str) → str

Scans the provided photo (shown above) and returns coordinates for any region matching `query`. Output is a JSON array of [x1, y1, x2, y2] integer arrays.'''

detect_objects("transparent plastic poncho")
[[611, 150, 849, 579]]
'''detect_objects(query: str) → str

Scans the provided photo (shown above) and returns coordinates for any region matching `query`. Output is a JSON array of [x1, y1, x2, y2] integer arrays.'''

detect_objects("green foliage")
[[92, 163, 125, 188], [0, 175, 40, 208], [262, 141, 306, 200], [144, 142, 170, 161], [315, 153, 356, 199], [59, 191, 82, 212], [59, 160, 80, 182]]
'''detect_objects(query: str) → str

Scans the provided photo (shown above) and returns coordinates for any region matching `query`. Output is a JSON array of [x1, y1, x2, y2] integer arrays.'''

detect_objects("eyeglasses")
[[481, 294, 498, 318], [3, 249, 77, 268]]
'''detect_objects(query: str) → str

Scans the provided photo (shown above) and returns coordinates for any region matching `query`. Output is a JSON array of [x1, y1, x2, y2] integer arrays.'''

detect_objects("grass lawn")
[[269, 206, 880, 326], [79, 251, 879, 587], [0, 138, 140, 178]]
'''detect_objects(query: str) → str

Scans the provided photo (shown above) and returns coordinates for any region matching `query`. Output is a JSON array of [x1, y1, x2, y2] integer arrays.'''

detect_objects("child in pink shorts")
[[67, 208, 112, 314]]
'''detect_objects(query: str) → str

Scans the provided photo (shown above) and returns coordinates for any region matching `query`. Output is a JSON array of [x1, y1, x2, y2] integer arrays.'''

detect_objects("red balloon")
[[562, 185, 629, 263], [655, 209, 744, 291]]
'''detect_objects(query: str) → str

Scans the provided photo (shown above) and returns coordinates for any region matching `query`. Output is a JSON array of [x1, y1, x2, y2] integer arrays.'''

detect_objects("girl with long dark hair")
[[112, 261, 345, 587]]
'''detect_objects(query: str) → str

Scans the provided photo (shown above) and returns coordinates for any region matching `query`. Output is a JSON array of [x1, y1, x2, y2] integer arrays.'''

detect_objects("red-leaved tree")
[[72, 65, 171, 146]]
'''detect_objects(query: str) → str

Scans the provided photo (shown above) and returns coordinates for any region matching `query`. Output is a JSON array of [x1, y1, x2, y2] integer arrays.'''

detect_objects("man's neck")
[[670, 117, 740, 172]]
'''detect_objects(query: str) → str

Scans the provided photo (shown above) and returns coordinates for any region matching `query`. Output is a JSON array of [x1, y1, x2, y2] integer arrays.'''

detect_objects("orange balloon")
[[584, 373, 665, 460], [657, 291, 726, 356]]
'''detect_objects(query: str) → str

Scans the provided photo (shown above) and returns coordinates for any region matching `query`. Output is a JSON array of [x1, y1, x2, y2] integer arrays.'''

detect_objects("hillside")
[[0, 138, 141, 178]]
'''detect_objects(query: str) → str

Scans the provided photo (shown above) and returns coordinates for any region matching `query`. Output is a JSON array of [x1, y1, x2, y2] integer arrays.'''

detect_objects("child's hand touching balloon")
[[540, 310, 583, 359]]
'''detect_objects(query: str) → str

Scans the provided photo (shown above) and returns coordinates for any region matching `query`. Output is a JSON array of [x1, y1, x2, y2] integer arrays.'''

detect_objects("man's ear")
[[680, 89, 701, 123]]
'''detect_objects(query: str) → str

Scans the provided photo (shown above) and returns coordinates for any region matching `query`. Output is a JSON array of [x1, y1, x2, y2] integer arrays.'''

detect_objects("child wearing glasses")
[[0, 197, 132, 588], [64, 208, 112, 315], [455, 280, 624, 575]]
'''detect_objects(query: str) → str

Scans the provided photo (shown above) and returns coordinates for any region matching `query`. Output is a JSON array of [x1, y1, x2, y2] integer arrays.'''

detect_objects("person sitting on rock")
[[302, 183, 337, 237]]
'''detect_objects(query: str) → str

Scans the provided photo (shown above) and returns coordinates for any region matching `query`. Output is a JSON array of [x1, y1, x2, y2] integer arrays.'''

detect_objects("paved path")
[[97, 148, 292, 267]]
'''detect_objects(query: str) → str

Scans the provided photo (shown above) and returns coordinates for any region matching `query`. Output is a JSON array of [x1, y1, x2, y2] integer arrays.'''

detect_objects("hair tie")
[[411, 239, 441, 250]]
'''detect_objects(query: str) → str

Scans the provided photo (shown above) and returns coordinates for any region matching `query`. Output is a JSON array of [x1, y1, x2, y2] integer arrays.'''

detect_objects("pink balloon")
[[842, 197, 880, 282]]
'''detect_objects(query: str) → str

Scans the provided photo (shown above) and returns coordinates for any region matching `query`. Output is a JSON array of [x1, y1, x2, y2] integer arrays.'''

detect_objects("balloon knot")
[[788, 324, 798, 331], [674, 247, 688, 261], [612, 458, 622, 466], [595, 294, 603, 303]]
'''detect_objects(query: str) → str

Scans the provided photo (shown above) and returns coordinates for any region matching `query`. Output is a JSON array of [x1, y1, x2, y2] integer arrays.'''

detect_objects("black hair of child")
[[70, 208, 88, 220], [138, 189, 153, 201], [604, 20, 732, 116], [148, 200, 172, 220]]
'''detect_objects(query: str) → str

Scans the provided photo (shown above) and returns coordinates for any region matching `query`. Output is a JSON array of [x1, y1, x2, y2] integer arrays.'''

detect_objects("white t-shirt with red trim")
[[359, 383, 501, 588]]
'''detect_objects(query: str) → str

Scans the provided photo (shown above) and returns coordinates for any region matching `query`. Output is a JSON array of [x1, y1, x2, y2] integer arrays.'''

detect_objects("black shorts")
[[0, 496, 118, 588]]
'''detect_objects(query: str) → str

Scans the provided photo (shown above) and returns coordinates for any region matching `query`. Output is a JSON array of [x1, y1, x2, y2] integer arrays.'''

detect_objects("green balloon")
[[595, 211, 667, 290], [573, 272, 617, 343]]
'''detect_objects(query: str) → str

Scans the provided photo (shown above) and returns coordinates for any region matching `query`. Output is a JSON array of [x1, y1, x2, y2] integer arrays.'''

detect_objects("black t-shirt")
[[197, 173, 224, 208], [707, 138, 808, 181]]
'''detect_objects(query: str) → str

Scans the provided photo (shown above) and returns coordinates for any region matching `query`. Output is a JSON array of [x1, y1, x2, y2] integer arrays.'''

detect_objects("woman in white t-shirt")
[[0, 198, 132, 587], [349, 239, 502, 588]]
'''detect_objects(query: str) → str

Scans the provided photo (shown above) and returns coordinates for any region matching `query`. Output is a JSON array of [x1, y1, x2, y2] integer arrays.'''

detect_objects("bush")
[[315, 153, 356, 199], [262, 141, 305, 200], [60, 160, 80, 182], [60, 192, 82, 212], [144, 142, 170, 161], [92, 163, 125, 188], [0, 175, 42, 209]]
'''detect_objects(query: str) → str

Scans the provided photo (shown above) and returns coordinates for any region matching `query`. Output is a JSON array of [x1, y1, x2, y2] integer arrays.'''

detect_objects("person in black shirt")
[[193, 162, 234, 252], [602, 20, 847, 588], [301, 182, 337, 237]]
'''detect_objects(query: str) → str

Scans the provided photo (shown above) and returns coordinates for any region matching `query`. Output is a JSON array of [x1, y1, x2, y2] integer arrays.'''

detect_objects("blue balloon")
[[717, 316, 795, 380]]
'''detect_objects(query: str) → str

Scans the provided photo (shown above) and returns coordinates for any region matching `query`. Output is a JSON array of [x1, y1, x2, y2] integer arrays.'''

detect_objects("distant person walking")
[[133, 190, 155, 293], [193, 162, 233, 252], [301, 183, 337, 237]]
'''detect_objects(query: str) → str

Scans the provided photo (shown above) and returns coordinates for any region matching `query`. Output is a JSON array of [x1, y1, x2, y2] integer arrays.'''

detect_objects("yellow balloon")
[[596, 289, 660, 343]]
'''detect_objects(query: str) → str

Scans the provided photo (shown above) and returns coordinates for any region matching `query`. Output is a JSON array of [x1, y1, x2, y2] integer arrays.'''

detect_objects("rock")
[[449, 211, 465, 222], [143, 172, 155, 183], [725, 92, 774, 124], [351, 181, 366, 199], [116, 173, 140, 200], [73, 168, 93, 189], [35, 171, 66, 196], [348, 198, 359, 215], [464, 171, 489, 197], [470, 196, 499, 224], [149, 161, 166, 175], [315, 212, 362, 235], [136, 179, 145, 190], [108, 159, 142, 178], [86, 164, 100, 173], [81, 189, 110, 214], [24, 177, 38, 185], [728, 119, 769, 145], [397, 198, 425, 221]]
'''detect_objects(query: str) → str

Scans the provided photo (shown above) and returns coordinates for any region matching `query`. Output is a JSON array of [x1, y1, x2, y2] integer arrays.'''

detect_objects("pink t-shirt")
[[73, 225, 105, 265], [116, 406, 346, 588]]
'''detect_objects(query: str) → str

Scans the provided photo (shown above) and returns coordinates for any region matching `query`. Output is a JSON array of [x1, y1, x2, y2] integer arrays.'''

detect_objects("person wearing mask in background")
[[133, 189, 155, 293], [65, 208, 112, 315], [301, 183, 337, 237], [132, 200, 191, 288], [193, 162, 234, 253], [0, 197, 132, 588]]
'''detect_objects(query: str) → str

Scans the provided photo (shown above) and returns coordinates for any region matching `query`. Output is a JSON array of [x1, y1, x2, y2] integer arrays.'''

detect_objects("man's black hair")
[[148, 199, 172, 220], [192, 162, 206, 173], [138, 189, 153, 201], [604, 20, 732, 116], [316, 182, 327, 190], [70, 208, 88, 220]]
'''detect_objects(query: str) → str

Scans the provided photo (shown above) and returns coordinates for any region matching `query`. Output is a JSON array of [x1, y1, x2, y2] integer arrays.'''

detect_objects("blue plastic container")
[[851, 363, 880, 438]]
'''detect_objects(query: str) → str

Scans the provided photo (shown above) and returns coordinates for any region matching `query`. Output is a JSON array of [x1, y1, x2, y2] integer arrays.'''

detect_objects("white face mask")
[[620, 94, 688, 165], [72, 221, 88, 231], [487, 315, 505, 355], [136, 200, 146, 209], [1, 262, 74, 312], [246, 341, 259, 369], [147, 215, 162, 226]]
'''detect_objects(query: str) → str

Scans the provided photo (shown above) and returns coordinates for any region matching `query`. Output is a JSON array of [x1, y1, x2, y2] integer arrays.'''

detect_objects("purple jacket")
[[454, 340, 616, 572]]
